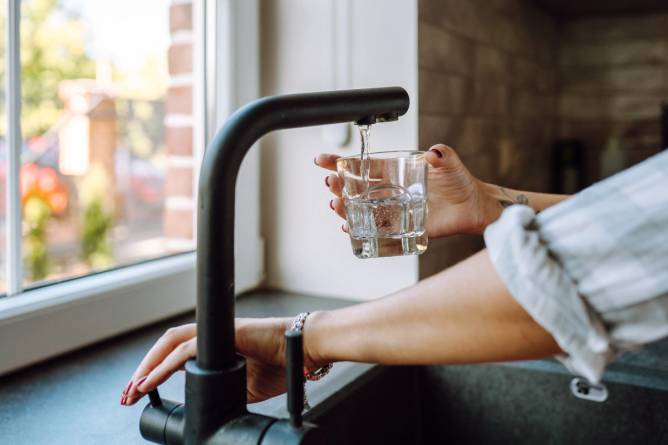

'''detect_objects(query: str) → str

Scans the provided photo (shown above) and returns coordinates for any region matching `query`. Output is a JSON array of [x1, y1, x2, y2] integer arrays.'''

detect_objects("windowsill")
[[0, 253, 198, 376], [0, 290, 366, 444]]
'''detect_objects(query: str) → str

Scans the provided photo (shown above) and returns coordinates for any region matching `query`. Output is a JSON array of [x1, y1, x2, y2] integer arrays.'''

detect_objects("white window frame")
[[0, 0, 262, 376]]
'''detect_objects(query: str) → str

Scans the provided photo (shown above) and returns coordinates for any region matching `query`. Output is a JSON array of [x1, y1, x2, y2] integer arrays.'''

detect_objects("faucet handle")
[[284, 329, 305, 427], [258, 331, 325, 444], [139, 388, 185, 444], [148, 389, 163, 407]]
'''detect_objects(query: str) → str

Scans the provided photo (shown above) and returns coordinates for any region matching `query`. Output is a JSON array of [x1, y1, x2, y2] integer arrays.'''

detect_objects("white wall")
[[260, 0, 419, 300]]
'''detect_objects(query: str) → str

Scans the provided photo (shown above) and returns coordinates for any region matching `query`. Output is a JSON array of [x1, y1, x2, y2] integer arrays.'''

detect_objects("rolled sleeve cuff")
[[484, 205, 615, 383]]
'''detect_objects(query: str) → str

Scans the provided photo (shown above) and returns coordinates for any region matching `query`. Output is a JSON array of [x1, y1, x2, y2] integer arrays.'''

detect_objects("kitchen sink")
[[303, 339, 668, 444]]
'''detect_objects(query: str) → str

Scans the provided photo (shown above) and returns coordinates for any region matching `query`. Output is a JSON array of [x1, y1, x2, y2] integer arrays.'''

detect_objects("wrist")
[[476, 181, 505, 233], [302, 310, 332, 371]]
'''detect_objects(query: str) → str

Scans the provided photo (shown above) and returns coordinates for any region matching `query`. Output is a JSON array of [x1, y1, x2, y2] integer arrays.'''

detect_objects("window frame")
[[0, 0, 262, 376]]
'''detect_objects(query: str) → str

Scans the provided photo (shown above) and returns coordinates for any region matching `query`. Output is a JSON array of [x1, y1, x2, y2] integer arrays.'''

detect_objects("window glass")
[[20, 0, 196, 287], [0, 0, 5, 293]]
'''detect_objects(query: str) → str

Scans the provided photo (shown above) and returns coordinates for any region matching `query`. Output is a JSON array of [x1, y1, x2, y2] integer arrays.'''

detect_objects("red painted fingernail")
[[122, 379, 133, 396], [329, 199, 335, 210], [135, 376, 148, 393], [313, 157, 319, 165], [429, 148, 443, 158], [120, 394, 127, 405], [341, 224, 348, 233], [325, 176, 330, 187]]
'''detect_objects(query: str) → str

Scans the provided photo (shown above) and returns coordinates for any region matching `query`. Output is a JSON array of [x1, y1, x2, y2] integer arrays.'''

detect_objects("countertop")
[[0, 290, 367, 444]]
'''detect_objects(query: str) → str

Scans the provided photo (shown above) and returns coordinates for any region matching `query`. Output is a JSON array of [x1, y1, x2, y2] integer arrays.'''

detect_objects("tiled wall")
[[418, 0, 559, 277], [418, 1, 668, 277], [558, 13, 668, 182]]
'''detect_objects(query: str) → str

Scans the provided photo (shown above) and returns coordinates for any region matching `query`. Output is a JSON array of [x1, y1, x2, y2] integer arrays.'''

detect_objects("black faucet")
[[138, 87, 410, 444]]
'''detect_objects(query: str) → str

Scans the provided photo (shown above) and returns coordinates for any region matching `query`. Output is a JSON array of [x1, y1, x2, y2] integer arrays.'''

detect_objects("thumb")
[[424, 144, 461, 170]]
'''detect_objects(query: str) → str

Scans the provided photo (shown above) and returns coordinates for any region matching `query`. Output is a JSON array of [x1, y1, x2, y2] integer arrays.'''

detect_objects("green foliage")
[[80, 165, 114, 268], [22, 0, 96, 137], [81, 196, 113, 269], [24, 196, 52, 281], [0, 0, 96, 137]]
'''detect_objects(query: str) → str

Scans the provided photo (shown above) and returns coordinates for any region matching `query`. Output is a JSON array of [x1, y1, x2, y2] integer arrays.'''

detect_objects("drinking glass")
[[337, 150, 428, 259]]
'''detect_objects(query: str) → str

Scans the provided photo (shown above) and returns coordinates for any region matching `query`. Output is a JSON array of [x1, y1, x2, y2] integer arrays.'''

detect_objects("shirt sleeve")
[[483, 149, 668, 383]]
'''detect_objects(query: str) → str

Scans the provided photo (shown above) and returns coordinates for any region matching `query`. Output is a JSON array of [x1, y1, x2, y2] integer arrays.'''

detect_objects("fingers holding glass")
[[326, 174, 343, 197], [314, 153, 340, 171], [329, 197, 347, 220]]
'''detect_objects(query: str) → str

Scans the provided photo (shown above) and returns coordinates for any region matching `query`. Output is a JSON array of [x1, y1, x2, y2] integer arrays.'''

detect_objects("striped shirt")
[[484, 149, 668, 383]]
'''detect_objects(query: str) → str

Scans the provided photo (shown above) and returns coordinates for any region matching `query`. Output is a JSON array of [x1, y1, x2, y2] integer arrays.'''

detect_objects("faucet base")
[[208, 414, 276, 445], [185, 356, 247, 445], [140, 399, 185, 445], [260, 419, 327, 445]]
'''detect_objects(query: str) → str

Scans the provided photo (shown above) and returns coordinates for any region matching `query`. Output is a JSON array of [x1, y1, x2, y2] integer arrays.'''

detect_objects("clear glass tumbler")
[[337, 150, 428, 259]]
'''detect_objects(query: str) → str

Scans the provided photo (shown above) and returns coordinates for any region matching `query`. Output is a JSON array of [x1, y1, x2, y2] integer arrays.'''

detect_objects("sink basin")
[[302, 340, 668, 444], [419, 361, 668, 444]]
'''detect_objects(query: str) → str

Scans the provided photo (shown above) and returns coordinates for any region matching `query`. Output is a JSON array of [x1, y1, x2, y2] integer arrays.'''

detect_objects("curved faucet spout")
[[196, 86, 409, 370]]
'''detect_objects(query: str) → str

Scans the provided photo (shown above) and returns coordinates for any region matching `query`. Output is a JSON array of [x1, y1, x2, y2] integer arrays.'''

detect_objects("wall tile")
[[419, 114, 504, 157], [558, 94, 608, 120], [610, 95, 666, 120], [419, 23, 474, 76], [558, 119, 612, 145], [561, 65, 666, 93], [560, 39, 668, 68], [419, 70, 471, 115], [474, 45, 510, 81], [418, 114, 459, 148], [561, 95, 663, 123], [470, 81, 508, 116], [562, 13, 668, 42], [419, 0, 483, 41], [460, 117, 503, 156], [510, 89, 555, 117], [460, 151, 495, 182], [501, 119, 551, 188], [510, 58, 556, 92]]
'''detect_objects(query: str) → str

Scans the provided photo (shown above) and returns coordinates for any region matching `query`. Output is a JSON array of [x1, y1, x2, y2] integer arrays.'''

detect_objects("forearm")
[[483, 182, 569, 214], [304, 249, 560, 367]]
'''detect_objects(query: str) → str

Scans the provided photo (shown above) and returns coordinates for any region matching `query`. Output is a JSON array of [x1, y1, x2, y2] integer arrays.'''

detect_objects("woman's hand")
[[316, 144, 501, 238], [120, 317, 323, 406]]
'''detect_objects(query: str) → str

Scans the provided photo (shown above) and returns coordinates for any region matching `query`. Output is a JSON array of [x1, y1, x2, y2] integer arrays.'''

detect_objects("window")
[[0, 1, 5, 294], [14, 0, 196, 289], [0, 0, 262, 375]]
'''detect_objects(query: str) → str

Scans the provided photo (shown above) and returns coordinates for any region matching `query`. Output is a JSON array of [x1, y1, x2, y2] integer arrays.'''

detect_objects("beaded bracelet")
[[290, 312, 334, 381], [290, 312, 333, 410]]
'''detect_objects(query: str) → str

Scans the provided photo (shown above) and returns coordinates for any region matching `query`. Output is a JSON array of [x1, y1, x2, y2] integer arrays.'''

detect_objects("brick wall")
[[163, 0, 195, 251], [557, 13, 668, 182], [418, 0, 559, 277]]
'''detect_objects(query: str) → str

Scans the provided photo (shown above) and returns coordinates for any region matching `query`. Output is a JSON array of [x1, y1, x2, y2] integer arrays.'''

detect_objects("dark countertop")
[[0, 291, 358, 444]]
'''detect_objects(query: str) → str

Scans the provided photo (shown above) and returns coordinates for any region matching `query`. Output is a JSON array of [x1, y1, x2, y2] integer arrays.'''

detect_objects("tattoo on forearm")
[[498, 186, 529, 209]]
